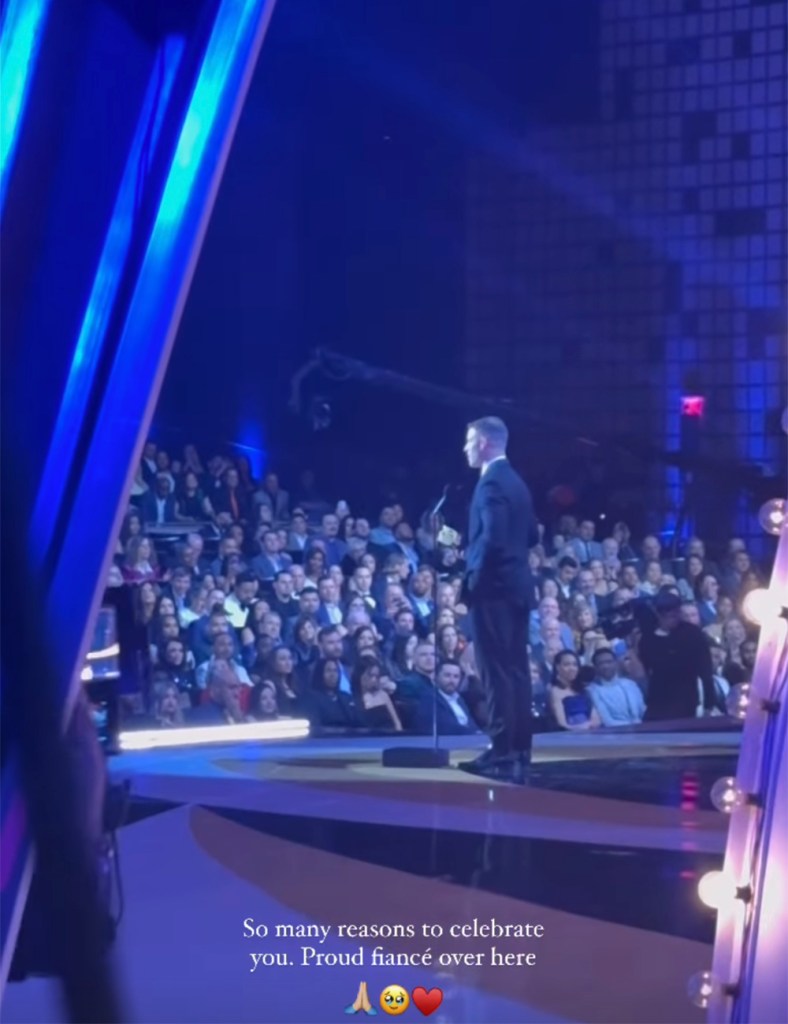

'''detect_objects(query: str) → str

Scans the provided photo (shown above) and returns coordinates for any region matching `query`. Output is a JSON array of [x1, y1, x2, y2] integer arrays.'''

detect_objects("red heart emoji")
[[411, 987, 443, 1016]]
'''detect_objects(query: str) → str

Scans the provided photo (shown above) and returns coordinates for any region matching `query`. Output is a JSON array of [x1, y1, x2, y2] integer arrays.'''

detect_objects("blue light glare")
[[30, 37, 185, 564], [156, 1, 260, 231], [0, 0, 51, 210]]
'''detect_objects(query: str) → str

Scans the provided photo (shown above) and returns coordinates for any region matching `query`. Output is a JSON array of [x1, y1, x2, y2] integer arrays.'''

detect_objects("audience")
[[112, 440, 771, 738]]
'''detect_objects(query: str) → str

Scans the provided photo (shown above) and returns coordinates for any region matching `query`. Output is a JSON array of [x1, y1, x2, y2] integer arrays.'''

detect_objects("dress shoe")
[[458, 754, 515, 780], [458, 747, 511, 772]]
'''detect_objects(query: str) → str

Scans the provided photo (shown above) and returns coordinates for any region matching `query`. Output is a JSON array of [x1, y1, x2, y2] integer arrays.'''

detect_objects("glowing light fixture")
[[758, 498, 786, 537], [0, 0, 51, 210], [710, 777, 758, 814], [697, 870, 752, 911], [687, 970, 735, 1009], [120, 719, 310, 750], [742, 588, 784, 627]]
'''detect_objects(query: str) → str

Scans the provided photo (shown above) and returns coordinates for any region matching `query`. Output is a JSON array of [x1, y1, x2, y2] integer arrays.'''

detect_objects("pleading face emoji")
[[380, 985, 410, 1016]]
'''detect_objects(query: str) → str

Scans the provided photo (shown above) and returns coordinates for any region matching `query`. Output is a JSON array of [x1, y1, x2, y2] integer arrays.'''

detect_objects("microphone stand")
[[381, 488, 450, 769]]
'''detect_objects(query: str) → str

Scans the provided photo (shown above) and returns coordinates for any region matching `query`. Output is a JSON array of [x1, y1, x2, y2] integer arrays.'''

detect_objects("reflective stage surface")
[[2, 731, 739, 1024]]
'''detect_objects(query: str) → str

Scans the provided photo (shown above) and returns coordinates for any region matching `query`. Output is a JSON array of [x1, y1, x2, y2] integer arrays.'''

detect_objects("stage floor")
[[2, 729, 739, 1024]]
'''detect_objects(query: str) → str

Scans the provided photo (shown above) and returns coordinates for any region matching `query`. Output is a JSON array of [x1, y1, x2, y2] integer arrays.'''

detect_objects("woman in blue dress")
[[549, 650, 602, 731]]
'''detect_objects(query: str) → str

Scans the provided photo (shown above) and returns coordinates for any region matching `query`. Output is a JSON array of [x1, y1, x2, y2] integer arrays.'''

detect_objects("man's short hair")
[[235, 571, 256, 587], [384, 553, 407, 570], [558, 556, 579, 570], [274, 568, 292, 581], [468, 416, 508, 448], [591, 648, 616, 665], [318, 625, 340, 641], [394, 607, 414, 622], [654, 588, 682, 613], [438, 658, 461, 673]]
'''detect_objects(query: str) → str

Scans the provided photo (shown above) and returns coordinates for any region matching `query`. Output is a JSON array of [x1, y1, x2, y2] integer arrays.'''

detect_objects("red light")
[[681, 395, 705, 417]]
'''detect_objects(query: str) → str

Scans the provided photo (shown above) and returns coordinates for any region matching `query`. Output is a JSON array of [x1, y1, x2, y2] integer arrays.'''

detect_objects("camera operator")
[[638, 588, 716, 720]]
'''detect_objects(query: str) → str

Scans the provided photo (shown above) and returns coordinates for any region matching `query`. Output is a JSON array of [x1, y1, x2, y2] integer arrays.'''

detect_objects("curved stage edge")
[[3, 728, 740, 1024]]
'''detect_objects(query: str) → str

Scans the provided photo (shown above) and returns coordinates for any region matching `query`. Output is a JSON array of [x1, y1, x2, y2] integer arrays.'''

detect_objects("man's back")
[[465, 459, 538, 604]]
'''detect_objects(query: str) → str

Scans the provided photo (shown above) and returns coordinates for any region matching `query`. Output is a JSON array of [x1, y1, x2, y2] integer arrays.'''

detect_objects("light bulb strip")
[[703, 525, 788, 1023]]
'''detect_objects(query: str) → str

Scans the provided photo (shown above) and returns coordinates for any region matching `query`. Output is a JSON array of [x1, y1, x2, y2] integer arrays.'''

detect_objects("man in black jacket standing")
[[459, 417, 539, 782]]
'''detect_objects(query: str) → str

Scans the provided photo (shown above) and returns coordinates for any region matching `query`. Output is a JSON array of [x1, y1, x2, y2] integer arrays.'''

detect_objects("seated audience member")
[[386, 633, 418, 682], [167, 567, 192, 615], [570, 600, 598, 646], [351, 657, 402, 731], [189, 605, 232, 664], [413, 660, 478, 736], [117, 510, 143, 556], [640, 560, 664, 596], [304, 546, 327, 586], [534, 636, 564, 687], [703, 593, 734, 641], [369, 507, 398, 552], [122, 536, 160, 584], [286, 510, 310, 560], [436, 623, 461, 663], [721, 618, 748, 672], [611, 522, 637, 561], [224, 571, 258, 630], [179, 584, 206, 629], [189, 660, 245, 724], [408, 567, 435, 635], [248, 634, 276, 680], [697, 573, 722, 626], [346, 559, 374, 605], [587, 649, 645, 726], [140, 473, 179, 526], [619, 563, 643, 595], [636, 534, 669, 577], [569, 520, 603, 566], [252, 530, 293, 581], [394, 521, 420, 574], [317, 512, 347, 567], [529, 596, 574, 650], [680, 553, 706, 598], [263, 646, 303, 714], [248, 681, 280, 721], [351, 626, 380, 664], [317, 577, 344, 627], [178, 470, 214, 521], [157, 638, 198, 706], [554, 556, 579, 605], [680, 601, 702, 627], [317, 626, 353, 694], [309, 659, 363, 729], [253, 472, 290, 522], [195, 630, 252, 689], [209, 536, 242, 579], [213, 466, 251, 524], [291, 616, 320, 679], [726, 637, 758, 686], [394, 642, 436, 726], [578, 625, 610, 667], [268, 569, 298, 621], [151, 681, 186, 728], [549, 650, 602, 731], [257, 611, 284, 646], [709, 640, 732, 714]]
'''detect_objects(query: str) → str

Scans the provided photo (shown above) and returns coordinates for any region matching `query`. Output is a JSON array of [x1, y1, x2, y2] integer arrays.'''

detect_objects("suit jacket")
[[213, 485, 251, 522], [463, 459, 539, 606], [413, 690, 477, 735], [250, 552, 293, 581], [140, 492, 177, 525]]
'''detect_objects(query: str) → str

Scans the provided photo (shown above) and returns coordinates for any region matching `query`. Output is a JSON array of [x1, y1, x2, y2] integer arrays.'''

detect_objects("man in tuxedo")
[[459, 417, 539, 783]]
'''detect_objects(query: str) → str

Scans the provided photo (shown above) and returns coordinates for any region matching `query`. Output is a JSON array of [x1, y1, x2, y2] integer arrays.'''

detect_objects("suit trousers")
[[470, 596, 532, 756]]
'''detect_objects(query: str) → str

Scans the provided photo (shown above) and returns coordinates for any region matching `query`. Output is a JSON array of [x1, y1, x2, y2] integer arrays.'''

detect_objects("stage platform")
[[3, 728, 741, 1024]]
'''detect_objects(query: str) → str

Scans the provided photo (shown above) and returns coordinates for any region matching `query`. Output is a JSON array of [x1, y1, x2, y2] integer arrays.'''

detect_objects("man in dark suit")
[[459, 417, 539, 783], [413, 661, 479, 736]]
